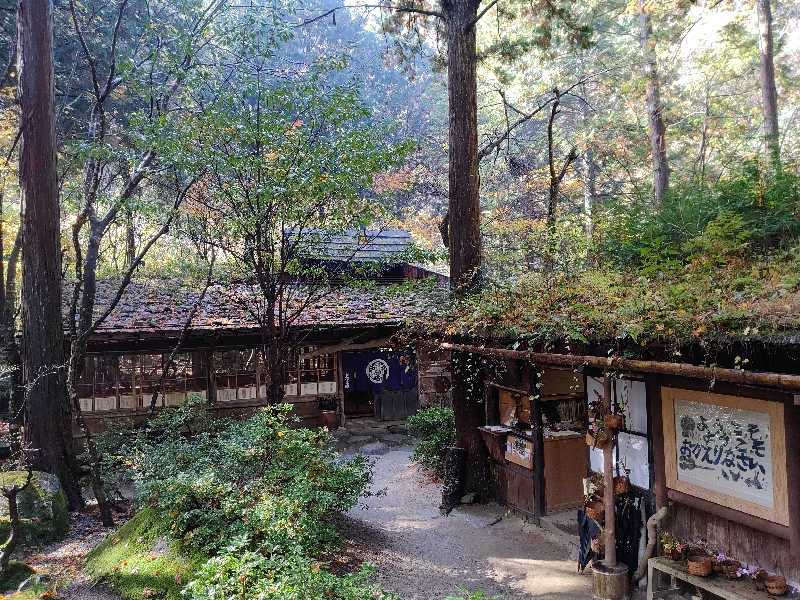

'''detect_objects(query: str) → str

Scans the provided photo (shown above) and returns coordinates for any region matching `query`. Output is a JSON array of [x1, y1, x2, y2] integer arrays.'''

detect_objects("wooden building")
[[68, 229, 444, 434], [437, 341, 800, 588]]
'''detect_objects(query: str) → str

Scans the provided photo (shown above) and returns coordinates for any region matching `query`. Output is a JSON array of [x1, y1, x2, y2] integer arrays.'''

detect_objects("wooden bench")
[[648, 557, 780, 600]]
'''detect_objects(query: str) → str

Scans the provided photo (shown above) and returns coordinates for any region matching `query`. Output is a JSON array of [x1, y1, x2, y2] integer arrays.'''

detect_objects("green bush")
[[407, 407, 456, 476], [91, 400, 390, 600], [183, 552, 399, 600]]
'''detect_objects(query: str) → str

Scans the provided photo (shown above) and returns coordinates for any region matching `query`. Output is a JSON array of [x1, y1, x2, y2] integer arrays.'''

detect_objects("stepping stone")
[[348, 435, 374, 444], [381, 433, 409, 445]]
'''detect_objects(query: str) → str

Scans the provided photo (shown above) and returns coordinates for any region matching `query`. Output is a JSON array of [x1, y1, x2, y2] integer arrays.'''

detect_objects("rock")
[[360, 441, 389, 456], [0, 471, 68, 546], [151, 536, 169, 556], [17, 573, 48, 592], [460, 493, 476, 505], [387, 424, 407, 434]]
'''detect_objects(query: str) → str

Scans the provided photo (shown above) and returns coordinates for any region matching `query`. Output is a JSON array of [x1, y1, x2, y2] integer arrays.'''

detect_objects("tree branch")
[[465, 0, 500, 32]]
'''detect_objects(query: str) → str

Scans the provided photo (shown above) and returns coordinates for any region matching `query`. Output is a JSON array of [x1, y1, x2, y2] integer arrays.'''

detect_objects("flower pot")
[[720, 560, 741, 579], [613, 475, 630, 496], [667, 549, 683, 561], [765, 575, 788, 596], [687, 555, 713, 577], [584, 500, 604, 522], [604, 414, 624, 430], [320, 410, 339, 430]]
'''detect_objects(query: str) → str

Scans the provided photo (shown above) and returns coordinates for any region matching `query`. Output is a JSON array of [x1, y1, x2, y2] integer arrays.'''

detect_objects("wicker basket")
[[604, 413, 625, 430], [586, 429, 612, 450], [590, 536, 604, 556], [687, 555, 713, 577], [720, 560, 741, 579], [613, 475, 630, 495], [585, 500, 604, 522], [765, 575, 788, 596]]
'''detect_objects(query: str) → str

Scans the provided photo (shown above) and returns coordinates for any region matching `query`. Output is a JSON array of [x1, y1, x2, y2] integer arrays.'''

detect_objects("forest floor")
[[20, 506, 130, 599], [336, 444, 593, 600]]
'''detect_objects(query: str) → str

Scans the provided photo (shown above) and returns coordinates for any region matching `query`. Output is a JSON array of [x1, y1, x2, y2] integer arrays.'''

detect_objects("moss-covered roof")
[[407, 244, 800, 362]]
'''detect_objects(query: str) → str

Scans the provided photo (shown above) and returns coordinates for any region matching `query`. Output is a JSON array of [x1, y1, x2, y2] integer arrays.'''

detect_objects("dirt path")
[[341, 446, 592, 600]]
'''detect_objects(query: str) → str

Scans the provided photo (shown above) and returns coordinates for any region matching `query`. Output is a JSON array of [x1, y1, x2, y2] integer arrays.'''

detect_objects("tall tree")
[[639, 0, 668, 203], [756, 0, 780, 168], [18, 0, 81, 507]]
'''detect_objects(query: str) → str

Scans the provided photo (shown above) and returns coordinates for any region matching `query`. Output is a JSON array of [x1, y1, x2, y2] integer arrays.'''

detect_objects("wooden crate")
[[505, 434, 534, 469]]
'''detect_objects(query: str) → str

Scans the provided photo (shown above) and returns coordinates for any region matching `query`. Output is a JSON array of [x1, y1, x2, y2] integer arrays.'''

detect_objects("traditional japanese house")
[[68, 229, 445, 434], [431, 337, 800, 590]]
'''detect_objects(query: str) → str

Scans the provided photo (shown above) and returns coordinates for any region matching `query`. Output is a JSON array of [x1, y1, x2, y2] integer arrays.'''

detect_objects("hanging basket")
[[586, 429, 612, 450], [613, 475, 630, 496], [765, 575, 788, 596], [584, 500, 604, 522], [604, 413, 625, 430], [687, 555, 713, 577], [590, 536, 604, 556]]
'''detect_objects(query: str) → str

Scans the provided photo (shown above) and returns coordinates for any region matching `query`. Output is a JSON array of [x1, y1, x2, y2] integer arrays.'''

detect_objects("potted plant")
[[660, 532, 686, 561], [586, 421, 612, 449], [604, 413, 624, 430], [317, 396, 339, 430]]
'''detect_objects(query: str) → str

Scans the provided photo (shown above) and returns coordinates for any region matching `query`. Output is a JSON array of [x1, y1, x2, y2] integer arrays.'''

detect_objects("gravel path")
[[341, 446, 592, 600]]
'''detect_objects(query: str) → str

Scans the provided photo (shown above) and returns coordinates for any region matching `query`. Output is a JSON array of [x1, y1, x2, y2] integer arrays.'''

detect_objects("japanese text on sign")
[[674, 399, 773, 508]]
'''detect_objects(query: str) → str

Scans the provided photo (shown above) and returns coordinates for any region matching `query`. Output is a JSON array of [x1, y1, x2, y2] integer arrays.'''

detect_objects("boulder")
[[360, 441, 389, 456], [0, 471, 68, 546]]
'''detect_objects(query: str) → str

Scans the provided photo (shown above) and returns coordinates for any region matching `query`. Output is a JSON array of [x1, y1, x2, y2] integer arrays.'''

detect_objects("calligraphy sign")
[[662, 387, 789, 526]]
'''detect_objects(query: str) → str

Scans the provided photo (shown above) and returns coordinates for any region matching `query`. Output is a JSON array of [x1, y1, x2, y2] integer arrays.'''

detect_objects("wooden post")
[[785, 395, 800, 568], [647, 375, 667, 509], [603, 373, 617, 567], [529, 364, 545, 522], [206, 350, 217, 404]]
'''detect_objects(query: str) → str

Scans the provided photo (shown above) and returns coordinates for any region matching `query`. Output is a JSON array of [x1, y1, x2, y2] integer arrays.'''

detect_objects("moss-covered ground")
[[85, 508, 206, 600], [0, 561, 51, 599]]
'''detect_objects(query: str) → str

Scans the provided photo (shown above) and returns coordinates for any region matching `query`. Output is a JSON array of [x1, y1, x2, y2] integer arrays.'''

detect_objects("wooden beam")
[[299, 337, 392, 358], [436, 342, 800, 391]]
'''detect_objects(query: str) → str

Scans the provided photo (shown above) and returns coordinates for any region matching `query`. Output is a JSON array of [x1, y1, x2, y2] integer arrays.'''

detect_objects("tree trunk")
[[18, 0, 82, 509], [582, 148, 597, 240], [445, 0, 481, 292], [639, 0, 668, 204], [449, 350, 487, 499], [756, 0, 780, 169]]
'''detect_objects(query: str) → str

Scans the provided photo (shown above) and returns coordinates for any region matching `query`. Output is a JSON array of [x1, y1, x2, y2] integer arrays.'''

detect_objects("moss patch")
[[0, 562, 51, 600], [85, 508, 206, 600], [0, 471, 68, 547]]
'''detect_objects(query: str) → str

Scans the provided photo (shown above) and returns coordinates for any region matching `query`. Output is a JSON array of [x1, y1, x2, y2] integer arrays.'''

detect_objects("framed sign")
[[662, 387, 789, 526]]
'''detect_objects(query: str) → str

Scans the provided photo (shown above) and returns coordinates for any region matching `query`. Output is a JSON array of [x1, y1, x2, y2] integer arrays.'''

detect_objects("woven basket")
[[613, 475, 630, 495], [765, 575, 788, 596], [590, 536, 604, 556], [687, 555, 713, 577], [585, 500, 604, 522], [586, 429, 612, 450], [604, 413, 624, 430], [721, 560, 741, 579]]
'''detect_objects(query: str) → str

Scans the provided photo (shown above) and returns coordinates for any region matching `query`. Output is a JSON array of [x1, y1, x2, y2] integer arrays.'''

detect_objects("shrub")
[[407, 407, 456, 476], [130, 403, 373, 557], [183, 552, 399, 600]]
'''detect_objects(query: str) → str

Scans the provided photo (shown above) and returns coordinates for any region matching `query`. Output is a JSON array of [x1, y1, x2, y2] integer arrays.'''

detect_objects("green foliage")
[[91, 400, 389, 600], [601, 167, 800, 271], [183, 552, 398, 600], [0, 471, 68, 547], [442, 587, 502, 600], [0, 561, 34, 591], [407, 407, 456, 476], [85, 508, 206, 600]]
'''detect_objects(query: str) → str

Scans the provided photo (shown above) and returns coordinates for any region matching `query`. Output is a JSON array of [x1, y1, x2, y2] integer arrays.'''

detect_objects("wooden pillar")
[[529, 364, 545, 522], [785, 394, 800, 569], [647, 375, 667, 509], [206, 350, 217, 404], [603, 373, 617, 567], [255, 348, 263, 403]]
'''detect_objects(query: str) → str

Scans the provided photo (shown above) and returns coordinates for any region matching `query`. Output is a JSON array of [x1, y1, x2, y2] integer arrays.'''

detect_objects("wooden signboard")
[[662, 387, 789, 526], [505, 434, 534, 469]]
